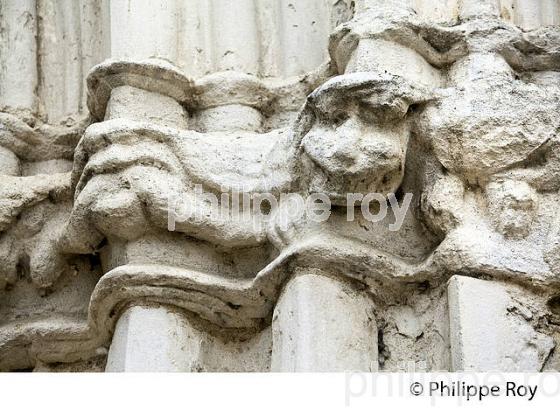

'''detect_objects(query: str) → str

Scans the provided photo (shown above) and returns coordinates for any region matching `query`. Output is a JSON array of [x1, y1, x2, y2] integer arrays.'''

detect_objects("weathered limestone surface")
[[0, 0, 559, 372], [271, 271, 378, 372], [106, 305, 202, 372], [106, 305, 271, 372], [448, 276, 554, 372]]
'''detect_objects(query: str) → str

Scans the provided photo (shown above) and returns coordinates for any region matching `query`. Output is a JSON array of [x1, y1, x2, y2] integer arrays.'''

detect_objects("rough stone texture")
[[0, 0, 559, 372]]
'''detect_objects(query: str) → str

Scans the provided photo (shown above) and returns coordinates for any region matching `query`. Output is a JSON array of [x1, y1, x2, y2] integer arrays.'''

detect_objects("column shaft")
[[106, 305, 202, 372], [271, 271, 378, 372]]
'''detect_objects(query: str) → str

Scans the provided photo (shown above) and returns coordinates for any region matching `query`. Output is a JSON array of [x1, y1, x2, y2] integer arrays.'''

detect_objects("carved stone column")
[[271, 270, 378, 372], [0, 0, 37, 114], [448, 276, 553, 372], [265, 8, 435, 370], [74, 58, 203, 371], [110, 0, 179, 63], [106, 305, 202, 372]]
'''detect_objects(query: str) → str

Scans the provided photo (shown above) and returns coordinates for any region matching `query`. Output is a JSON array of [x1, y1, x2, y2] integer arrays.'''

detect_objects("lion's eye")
[[331, 111, 349, 126]]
